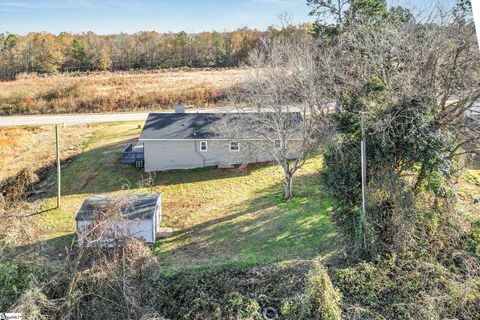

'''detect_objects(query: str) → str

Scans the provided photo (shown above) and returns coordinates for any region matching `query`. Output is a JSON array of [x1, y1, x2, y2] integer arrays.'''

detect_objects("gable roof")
[[76, 194, 161, 221], [139, 112, 302, 140]]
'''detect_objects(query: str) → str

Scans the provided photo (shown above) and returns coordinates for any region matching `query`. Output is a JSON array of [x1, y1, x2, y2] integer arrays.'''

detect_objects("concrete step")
[[156, 227, 174, 239]]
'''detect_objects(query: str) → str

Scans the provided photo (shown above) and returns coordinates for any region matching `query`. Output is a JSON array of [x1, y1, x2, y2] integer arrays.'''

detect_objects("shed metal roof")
[[139, 112, 303, 140], [76, 194, 161, 221]]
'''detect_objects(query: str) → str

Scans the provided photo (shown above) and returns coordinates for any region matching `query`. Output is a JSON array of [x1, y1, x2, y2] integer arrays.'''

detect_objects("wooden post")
[[359, 113, 368, 249], [56, 125, 61, 209]]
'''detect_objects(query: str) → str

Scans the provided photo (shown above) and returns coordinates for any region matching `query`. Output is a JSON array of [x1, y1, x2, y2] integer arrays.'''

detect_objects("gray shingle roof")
[[76, 194, 161, 221], [139, 112, 302, 140]]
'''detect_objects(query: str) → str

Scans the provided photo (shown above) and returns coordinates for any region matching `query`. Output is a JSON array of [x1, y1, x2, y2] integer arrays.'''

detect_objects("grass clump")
[[278, 260, 342, 320], [303, 261, 342, 320]]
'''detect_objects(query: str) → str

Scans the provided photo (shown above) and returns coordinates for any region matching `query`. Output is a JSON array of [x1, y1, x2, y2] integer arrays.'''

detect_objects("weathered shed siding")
[[77, 219, 155, 247], [76, 194, 162, 247]]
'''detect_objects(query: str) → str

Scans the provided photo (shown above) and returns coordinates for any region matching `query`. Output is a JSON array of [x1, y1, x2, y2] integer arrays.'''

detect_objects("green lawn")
[[34, 121, 338, 273]]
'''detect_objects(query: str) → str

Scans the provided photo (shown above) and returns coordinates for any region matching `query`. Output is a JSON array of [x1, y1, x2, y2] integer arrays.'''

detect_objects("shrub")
[[224, 292, 262, 320], [41, 83, 83, 101], [333, 254, 480, 320], [469, 220, 480, 256], [323, 84, 457, 258], [0, 96, 32, 115], [0, 260, 44, 312], [145, 263, 311, 319]]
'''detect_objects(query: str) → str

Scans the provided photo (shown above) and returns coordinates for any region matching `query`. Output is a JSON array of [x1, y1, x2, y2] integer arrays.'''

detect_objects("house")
[[76, 194, 162, 247], [123, 109, 303, 172]]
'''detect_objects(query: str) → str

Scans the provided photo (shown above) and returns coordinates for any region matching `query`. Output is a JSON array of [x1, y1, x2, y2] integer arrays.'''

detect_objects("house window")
[[200, 141, 208, 152], [230, 141, 240, 152]]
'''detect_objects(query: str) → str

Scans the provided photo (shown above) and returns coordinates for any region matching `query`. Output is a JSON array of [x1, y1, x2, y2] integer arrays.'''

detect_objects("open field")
[[0, 68, 248, 115]]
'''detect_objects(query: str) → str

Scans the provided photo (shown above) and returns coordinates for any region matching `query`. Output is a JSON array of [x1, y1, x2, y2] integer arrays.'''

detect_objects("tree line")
[[0, 25, 311, 80]]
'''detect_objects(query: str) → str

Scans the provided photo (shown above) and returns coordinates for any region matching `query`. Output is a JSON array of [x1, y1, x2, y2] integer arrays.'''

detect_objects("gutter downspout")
[[193, 140, 207, 168]]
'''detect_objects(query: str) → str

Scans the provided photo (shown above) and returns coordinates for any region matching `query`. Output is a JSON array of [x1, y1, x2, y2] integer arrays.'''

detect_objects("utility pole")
[[360, 114, 367, 218], [55, 124, 61, 209]]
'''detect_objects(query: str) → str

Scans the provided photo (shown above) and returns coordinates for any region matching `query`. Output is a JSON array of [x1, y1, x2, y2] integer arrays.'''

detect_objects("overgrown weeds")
[[11, 195, 160, 319], [0, 69, 246, 115], [0, 168, 38, 208]]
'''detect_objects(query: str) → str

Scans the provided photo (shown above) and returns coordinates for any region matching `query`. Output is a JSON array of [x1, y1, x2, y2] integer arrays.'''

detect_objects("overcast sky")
[[0, 0, 458, 35]]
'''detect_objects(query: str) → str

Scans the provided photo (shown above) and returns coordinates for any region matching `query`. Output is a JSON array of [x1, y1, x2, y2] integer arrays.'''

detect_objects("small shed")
[[76, 194, 162, 247]]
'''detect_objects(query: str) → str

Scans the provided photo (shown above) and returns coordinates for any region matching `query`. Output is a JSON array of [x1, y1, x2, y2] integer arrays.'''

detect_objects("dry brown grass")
[[0, 124, 97, 182], [0, 127, 22, 152], [0, 68, 248, 115]]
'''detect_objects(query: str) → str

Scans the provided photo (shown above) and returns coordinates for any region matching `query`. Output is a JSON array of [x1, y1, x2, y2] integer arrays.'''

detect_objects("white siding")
[[143, 140, 204, 172], [142, 139, 302, 172]]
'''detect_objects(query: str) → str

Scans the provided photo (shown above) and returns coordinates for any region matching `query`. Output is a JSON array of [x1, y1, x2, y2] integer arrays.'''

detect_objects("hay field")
[[0, 68, 248, 115]]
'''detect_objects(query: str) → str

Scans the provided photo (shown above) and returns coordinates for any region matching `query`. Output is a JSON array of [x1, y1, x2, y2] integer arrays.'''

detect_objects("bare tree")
[[227, 30, 330, 199]]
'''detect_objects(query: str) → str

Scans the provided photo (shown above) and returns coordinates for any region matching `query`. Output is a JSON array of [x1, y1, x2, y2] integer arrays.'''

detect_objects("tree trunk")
[[284, 173, 293, 200], [414, 163, 426, 195]]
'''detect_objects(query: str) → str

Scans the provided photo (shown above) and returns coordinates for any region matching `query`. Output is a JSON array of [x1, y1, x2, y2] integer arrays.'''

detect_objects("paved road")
[[2, 103, 477, 127], [0, 107, 236, 127]]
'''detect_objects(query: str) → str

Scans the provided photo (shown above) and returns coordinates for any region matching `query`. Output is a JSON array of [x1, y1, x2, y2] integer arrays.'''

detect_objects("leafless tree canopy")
[[323, 6, 480, 150], [228, 30, 331, 199]]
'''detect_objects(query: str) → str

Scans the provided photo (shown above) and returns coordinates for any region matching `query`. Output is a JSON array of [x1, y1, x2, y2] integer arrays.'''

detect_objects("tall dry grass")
[[0, 68, 248, 115], [0, 125, 97, 182]]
